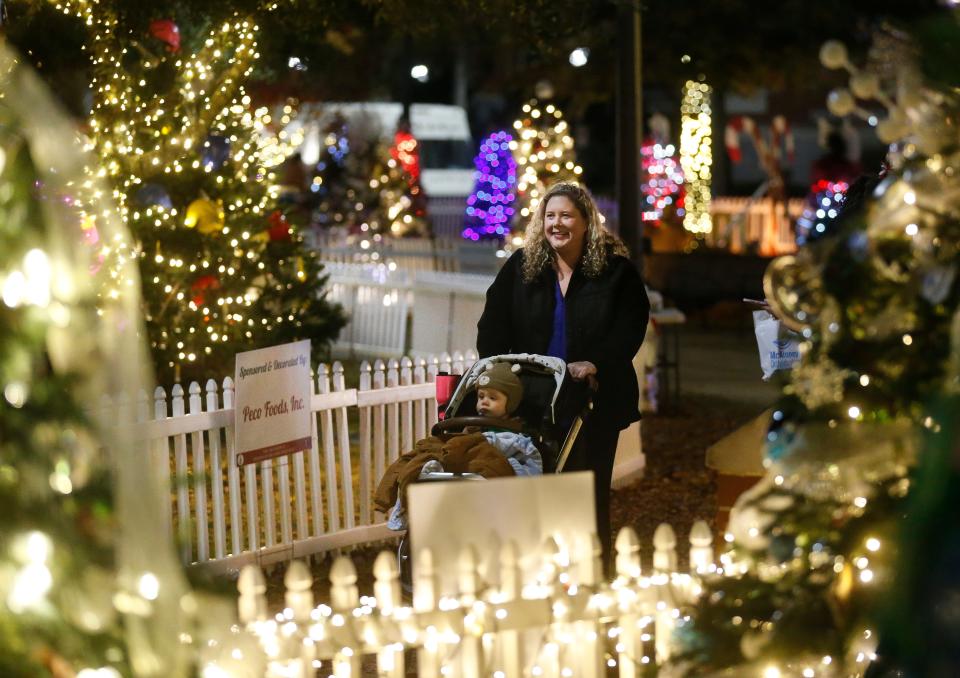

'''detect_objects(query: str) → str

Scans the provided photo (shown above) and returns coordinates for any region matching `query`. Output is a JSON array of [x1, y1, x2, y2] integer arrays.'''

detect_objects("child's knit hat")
[[476, 362, 523, 414]]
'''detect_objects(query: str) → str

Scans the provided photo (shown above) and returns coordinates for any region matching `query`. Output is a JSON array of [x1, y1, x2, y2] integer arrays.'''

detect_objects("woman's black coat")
[[476, 248, 650, 430]]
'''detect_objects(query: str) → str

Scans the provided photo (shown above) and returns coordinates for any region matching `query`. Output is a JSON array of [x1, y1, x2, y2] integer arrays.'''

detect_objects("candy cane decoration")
[[725, 115, 795, 166], [724, 116, 744, 163]]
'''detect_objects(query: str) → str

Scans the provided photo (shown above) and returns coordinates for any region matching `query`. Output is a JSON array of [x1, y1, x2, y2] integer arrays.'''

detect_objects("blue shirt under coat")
[[546, 280, 567, 360]]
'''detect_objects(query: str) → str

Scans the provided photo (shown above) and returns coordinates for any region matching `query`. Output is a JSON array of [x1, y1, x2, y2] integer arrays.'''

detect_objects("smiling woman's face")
[[542, 195, 587, 259]]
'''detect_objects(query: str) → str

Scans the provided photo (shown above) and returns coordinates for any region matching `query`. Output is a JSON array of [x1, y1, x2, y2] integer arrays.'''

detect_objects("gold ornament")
[[763, 253, 825, 332], [183, 198, 225, 234]]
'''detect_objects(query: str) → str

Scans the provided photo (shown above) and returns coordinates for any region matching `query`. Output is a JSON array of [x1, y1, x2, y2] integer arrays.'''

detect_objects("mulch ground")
[[611, 393, 765, 571]]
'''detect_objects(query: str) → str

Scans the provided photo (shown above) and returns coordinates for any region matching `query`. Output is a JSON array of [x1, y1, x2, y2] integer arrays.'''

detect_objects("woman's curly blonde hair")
[[521, 181, 629, 282]]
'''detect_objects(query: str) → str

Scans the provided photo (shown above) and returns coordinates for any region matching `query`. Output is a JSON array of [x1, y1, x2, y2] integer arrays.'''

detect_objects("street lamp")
[[569, 47, 589, 68], [410, 64, 429, 83]]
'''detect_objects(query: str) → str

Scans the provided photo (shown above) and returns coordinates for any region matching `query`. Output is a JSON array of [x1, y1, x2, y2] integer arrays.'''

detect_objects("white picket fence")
[[324, 263, 495, 359], [326, 269, 412, 358], [225, 521, 717, 677], [142, 351, 479, 575], [309, 231, 504, 275]]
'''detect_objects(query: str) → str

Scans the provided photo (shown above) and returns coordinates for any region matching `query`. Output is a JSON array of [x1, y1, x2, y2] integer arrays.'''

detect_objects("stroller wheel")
[[397, 534, 414, 596]]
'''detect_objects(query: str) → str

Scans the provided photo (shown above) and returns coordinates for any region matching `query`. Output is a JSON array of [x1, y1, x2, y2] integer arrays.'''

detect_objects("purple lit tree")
[[463, 130, 517, 241]]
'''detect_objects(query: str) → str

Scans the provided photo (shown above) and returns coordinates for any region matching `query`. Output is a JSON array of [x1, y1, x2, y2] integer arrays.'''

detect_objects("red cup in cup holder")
[[434, 372, 460, 420]]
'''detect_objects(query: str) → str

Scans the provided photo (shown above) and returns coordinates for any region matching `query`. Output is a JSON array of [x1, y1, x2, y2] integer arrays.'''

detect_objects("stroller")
[[396, 353, 594, 590]]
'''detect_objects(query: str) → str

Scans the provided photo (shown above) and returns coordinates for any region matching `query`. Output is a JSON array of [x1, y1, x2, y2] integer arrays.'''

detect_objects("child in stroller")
[[372, 360, 543, 531], [372, 354, 594, 588]]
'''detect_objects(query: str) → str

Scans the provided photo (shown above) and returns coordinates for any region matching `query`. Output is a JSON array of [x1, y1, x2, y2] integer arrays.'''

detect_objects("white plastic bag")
[[753, 310, 801, 380]]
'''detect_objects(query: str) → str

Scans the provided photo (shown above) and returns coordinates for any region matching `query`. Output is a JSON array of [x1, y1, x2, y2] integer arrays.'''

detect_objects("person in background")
[[810, 130, 862, 186], [477, 180, 649, 568]]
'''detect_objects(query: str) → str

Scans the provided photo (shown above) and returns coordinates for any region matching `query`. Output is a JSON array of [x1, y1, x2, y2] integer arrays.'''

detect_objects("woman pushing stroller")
[[477, 181, 650, 569]]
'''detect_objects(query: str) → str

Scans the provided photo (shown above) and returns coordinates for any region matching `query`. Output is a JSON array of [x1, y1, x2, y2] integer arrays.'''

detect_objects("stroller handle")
[[432, 415, 524, 434]]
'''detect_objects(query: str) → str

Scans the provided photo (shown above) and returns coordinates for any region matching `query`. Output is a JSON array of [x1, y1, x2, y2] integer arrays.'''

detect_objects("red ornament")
[[268, 211, 291, 241], [149, 19, 181, 53], [391, 130, 421, 181], [190, 274, 219, 306]]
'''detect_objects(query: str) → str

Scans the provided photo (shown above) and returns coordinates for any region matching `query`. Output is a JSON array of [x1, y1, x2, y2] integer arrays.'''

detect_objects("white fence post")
[[291, 436, 309, 543], [307, 371, 325, 538], [415, 547, 441, 678], [458, 545, 483, 678], [188, 382, 210, 562], [413, 358, 427, 442], [285, 560, 315, 675], [333, 361, 354, 530], [615, 527, 645, 677], [171, 383, 191, 562], [330, 557, 361, 676], [689, 520, 714, 574], [260, 456, 276, 549], [153, 386, 172, 537], [386, 359, 400, 465], [318, 363, 341, 533], [653, 523, 678, 663], [358, 360, 373, 526], [204, 379, 227, 561], [498, 540, 524, 676], [374, 551, 405, 677], [237, 564, 267, 625], [223, 377, 242, 556], [399, 357, 414, 454], [372, 359, 387, 479], [277, 441, 293, 547]]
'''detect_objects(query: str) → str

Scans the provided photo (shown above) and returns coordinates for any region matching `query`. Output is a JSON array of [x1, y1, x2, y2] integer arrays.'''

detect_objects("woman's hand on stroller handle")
[[567, 361, 599, 391]]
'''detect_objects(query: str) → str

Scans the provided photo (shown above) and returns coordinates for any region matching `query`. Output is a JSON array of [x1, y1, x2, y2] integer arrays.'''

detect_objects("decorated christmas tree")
[[369, 137, 429, 238], [52, 2, 346, 384], [310, 113, 427, 239], [510, 98, 582, 231], [310, 112, 376, 233], [641, 137, 686, 228], [668, 29, 960, 677], [463, 130, 517, 241], [0, 38, 192, 678]]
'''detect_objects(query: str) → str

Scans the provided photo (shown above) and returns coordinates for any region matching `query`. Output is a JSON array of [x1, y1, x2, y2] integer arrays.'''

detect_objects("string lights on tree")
[[641, 139, 686, 228], [464, 130, 517, 241], [510, 99, 582, 240], [310, 114, 427, 243], [0, 38, 192, 678], [50, 0, 345, 384], [679, 79, 714, 235]]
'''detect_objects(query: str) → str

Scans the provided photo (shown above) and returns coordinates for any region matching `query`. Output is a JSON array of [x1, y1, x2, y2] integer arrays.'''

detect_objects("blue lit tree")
[[463, 130, 517, 241]]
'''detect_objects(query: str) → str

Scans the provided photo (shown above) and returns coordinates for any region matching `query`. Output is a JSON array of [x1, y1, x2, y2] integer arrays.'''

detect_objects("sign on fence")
[[234, 340, 312, 466]]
